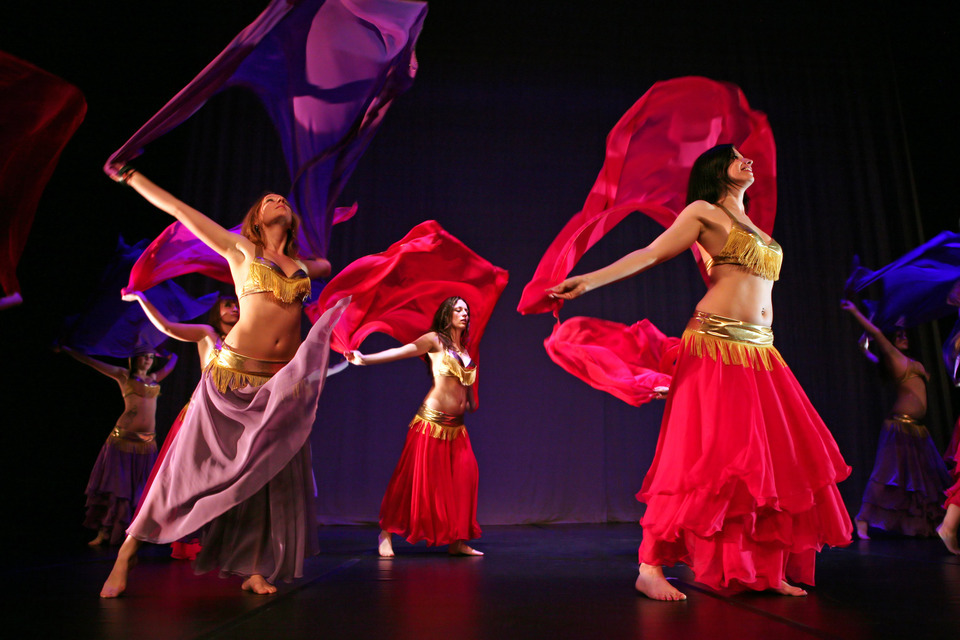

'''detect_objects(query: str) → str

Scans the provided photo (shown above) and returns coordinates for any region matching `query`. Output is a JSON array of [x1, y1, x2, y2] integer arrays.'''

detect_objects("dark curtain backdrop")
[[2, 2, 957, 540]]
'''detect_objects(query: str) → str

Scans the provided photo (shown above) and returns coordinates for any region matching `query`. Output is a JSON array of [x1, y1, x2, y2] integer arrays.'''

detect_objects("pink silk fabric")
[[129, 298, 348, 550], [518, 77, 776, 405], [0, 51, 86, 296], [305, 220, 509, 406]]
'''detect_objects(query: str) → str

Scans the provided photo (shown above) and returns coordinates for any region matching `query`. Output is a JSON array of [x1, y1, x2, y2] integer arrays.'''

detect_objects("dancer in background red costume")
[[550, 145, 852, 600], [346, 297, 483, 557]]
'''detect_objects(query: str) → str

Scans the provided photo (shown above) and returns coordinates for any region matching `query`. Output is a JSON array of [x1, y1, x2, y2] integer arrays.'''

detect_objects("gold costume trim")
[[884, 414, 930, 438], [433, 351, 477, 386], [409, 404, 466, 441], [683, 310, 785, 371], [203, 343, 287, 393], [704, 224, 782, 281], [240, 260, 312, 305], [109, 427, 157, 454]]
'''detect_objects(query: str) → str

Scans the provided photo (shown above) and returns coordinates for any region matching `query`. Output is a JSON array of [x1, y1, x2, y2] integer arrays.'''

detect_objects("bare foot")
[[448, 540, 483, 556], [241, 575, 277, 595], [773, 580, 807, 597], [938, 524, 960, 555], [88, 530, 109, 547], [855, 520, 870, 540], [378, 530, 395, 558], [634, 564, 686, 601], [100, 555, 136, 598]]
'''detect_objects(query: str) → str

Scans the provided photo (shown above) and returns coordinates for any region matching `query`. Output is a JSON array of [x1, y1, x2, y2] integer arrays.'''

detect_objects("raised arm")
[[840, 300, 901, 363], [548, 203, 704, 300], [113, 167, 248, 262], [153, 353, 178, 382], [345, 332, 438, 366], [60, 345, 127, 382], [122, 291, 219, 344]]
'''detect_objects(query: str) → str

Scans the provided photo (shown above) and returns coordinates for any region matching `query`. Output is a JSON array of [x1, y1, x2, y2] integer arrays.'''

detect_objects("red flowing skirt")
[[637, 330, 852, 591], [379, 411, 481, 546]]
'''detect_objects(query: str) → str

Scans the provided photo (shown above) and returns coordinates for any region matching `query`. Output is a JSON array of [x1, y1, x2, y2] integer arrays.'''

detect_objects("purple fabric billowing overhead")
[[60, 237, 219, 357], [844, 231, 960, 332], [107, 0, 427, 261]]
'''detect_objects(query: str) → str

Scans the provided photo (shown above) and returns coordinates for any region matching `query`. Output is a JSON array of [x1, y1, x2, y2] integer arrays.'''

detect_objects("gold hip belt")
[[410, 404, 466, 441], [204, 343, 288, 393], [682, 310, 784, 370], [885, 414, 929, 437], [109, 428, 157, 454]]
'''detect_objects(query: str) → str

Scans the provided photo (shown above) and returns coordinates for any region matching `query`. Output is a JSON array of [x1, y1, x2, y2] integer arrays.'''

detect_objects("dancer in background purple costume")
[[841, 300, 951, 538], [100, 167, 345, 598], [59, 345, 177, 546]]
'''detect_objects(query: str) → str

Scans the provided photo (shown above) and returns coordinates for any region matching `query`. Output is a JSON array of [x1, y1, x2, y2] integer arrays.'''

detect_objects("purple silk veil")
[[518, 77, 777, 406], [843, 231, 960, 383], [60, 237, 218, 357], [108, 0, 427, 291], [0, 51, 86, 297]]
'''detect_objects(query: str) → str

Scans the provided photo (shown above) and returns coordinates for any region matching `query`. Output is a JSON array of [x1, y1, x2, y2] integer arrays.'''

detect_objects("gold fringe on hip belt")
[[203, 343, 288, 393], [682, 310, 785, 371], [410, 404, 467, 441]]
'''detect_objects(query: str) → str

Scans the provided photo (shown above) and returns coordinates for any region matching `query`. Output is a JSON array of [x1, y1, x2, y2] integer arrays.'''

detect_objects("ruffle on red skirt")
[[380, 419, 481, 546], [637, 334, 852, 591], [945, 478, 960, 509]]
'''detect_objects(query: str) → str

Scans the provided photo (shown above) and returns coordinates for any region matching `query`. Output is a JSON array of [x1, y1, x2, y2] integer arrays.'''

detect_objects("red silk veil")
[[0, 51, 86, 296], [305, 220, 509, 407], [519, 77, 776, 405]]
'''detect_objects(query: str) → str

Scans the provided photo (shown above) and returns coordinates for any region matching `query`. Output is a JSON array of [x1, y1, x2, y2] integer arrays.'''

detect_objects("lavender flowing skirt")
[[128, 298, 348, 582], [84, 436, 157, 544], [857, 417, 951, 536]]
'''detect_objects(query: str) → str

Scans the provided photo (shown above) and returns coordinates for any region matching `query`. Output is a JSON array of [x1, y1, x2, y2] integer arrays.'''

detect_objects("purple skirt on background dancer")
[[84, 429, 158, 544], [857, 414, 951, 536], [128, 298, 347, 583]]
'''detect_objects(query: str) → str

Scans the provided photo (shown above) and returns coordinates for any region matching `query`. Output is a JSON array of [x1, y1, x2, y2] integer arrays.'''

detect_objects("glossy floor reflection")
[[12, 523, 960, 639]]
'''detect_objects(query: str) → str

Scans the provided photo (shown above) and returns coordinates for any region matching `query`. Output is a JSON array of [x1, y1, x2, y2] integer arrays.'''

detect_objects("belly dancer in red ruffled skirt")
[[347, 296, 483, 557], [550, 145, 853, 600]]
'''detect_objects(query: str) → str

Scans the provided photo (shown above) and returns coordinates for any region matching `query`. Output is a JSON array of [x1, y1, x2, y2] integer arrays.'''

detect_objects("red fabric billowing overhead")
[[518, 77, 776, 406], [0, 51, 86, 296], [306, 220, 508, 406]]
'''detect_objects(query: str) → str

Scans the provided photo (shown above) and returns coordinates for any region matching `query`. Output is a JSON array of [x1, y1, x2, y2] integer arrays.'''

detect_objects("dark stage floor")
[[13, 523, 960, 639]]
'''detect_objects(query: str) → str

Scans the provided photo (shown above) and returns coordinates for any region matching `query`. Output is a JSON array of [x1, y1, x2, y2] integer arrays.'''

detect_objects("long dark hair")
[[686, 144, 742, 206], [429, 296, 470, 352]]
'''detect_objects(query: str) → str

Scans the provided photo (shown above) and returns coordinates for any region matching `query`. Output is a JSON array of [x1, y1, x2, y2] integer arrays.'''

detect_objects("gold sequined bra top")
[[432, 350, 477, 386], [703, 204, 782, 281], [122, 375, 160, 399], [240, 246, 312, 304]]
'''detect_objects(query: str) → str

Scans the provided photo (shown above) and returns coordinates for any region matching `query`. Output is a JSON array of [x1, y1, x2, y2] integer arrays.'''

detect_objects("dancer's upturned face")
[[260, 194, 292, 226], [727, 149, 755, 187]]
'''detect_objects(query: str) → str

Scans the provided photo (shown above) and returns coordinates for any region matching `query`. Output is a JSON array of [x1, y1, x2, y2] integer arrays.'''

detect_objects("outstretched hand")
[[839, 299, 857, 313], [344, 350, 365, 365], [547, 275, 590, 301]]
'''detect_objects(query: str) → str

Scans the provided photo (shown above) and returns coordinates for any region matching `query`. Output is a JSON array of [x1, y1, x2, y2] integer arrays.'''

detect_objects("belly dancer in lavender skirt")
[[100, 166, 345, 597], [841, 300, 951, 538], [60, 346, 177, 546]]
